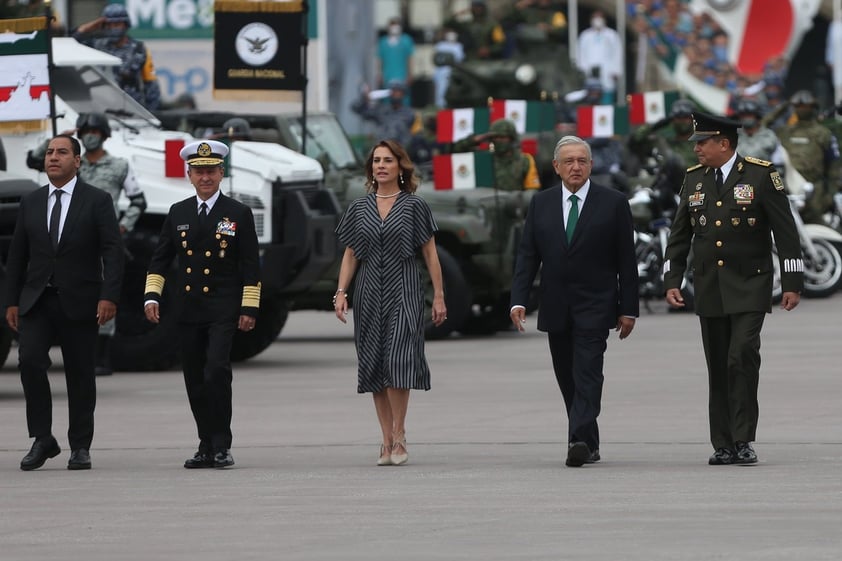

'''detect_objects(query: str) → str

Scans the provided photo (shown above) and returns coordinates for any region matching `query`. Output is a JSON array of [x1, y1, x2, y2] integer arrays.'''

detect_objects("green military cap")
[[688, 111, 742, 141]]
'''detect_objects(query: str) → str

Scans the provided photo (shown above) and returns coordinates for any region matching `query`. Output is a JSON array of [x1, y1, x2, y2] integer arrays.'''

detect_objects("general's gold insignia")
[[198, 143, 212, 157], [732, 217, 740, 226], [770, 171, 784, 191]]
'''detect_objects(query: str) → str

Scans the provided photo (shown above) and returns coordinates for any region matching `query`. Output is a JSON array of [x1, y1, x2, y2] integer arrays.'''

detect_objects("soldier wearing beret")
[[663, 113, 804, 466], [144, 140, 261, 469]]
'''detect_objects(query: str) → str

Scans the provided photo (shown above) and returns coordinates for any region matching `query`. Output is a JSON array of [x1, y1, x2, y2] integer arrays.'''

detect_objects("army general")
[[663, 113, 804, 466], [144, 140, 261, 469]]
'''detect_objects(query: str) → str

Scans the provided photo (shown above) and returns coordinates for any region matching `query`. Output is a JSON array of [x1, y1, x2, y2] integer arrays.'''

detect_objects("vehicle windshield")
[[286, 115, 360, 170], [52, 65, 158, 124]]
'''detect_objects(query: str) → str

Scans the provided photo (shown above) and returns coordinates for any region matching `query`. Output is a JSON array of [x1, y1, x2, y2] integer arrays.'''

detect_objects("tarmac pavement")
[[1, 296, 840, 560]]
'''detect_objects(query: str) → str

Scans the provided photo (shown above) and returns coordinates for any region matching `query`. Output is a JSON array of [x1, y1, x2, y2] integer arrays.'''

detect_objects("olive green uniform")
[[629, 123, 697, 168], [777, 119, 839, 223], [663, 156, 803, 450]]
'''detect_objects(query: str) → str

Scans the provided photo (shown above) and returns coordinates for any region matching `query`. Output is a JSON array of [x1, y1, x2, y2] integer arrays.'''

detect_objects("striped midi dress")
[[335, 193, 438, 393]]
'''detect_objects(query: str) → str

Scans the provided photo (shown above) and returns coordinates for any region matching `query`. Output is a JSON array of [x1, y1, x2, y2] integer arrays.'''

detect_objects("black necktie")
[[199, 202, 208, 226], [49, 189, 63, 250], [715, 168, 724, 192]]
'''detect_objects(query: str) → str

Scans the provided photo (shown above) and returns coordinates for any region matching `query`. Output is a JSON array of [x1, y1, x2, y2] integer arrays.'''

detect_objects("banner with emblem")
[[489, 99, 555, 134], [436, 107, 490, 143], [576, 104, 629, 138], [213, 1, 306, 102], [0, 18, 50, 123], [628, 91, 680, 125], [433, 152, 493, 190]]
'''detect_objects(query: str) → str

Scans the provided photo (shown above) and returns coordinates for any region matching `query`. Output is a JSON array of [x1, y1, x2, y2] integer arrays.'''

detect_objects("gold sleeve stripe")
[[242, 283, 261, 308], [145, 274, 165, 295]]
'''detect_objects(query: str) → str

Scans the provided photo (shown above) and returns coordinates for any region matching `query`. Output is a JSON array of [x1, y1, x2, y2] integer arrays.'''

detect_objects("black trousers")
[[547, 327, 609, 452], [699, 312, 765, 450], [180, 319, 237, 453], [18, 288, 98, 450]]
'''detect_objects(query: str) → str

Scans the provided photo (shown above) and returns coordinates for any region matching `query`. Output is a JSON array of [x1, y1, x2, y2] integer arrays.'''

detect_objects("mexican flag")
[[628, 91, 680, 125], [0, 23, 51, 123], [576, 105, 629, 138], [433, 152, 493, 190], [437, 107, 489, 143], [490, 99, 554, 133]]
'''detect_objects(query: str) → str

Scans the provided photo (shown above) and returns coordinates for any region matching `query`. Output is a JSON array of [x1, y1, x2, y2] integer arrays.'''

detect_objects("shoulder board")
[[686, 163, 703, 172], [744, 156, 772, 167]]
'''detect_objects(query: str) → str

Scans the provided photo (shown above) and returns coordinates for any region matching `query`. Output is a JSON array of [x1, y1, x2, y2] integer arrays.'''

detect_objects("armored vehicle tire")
[[230, 291, 288, 362], [0, 325, 13, 368], [424, 246, 470, 340]]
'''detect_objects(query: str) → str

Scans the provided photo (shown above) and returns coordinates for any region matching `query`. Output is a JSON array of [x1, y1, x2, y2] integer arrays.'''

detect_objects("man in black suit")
[[510, 135, 639, 467], [144, 140, 260, 469], [5, 135, 124, 471]]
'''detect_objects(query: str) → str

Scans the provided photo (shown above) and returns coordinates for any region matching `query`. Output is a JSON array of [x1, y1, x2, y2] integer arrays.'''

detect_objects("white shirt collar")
[[49, 175, 78, 197], [197, 190, 221, 211], [718, 152, 738, 181], [562, 179, 591, 202]]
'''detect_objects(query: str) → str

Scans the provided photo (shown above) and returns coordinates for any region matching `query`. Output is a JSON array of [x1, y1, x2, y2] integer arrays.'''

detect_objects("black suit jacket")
[[511, 182, 639, 332], [145, 193, 261, 324], [5, 180, 124, 320]]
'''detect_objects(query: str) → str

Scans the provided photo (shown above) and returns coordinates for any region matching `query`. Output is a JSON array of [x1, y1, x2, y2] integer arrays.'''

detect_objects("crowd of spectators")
[[628, 0, 789, 106]]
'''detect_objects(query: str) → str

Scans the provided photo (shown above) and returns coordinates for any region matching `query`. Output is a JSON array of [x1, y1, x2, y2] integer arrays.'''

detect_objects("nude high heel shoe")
[[390, 434, 408, 466]]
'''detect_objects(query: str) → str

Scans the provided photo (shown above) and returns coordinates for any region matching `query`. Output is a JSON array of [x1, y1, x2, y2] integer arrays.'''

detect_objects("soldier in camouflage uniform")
[[351, 81, 418, 150], [735, 99, 782, 164], [629, 99, 698, 170], [445, 0, 507, 60], [775, 90, 840, 223], [452, 118, 541, 190], [73, 4, 161, 110], [664, 113, 803, 467], [28, 113, 147, 376]]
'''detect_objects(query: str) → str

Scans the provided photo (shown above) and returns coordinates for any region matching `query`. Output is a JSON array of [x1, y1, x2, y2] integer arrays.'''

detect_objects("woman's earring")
[[399, 173, 405, 186]]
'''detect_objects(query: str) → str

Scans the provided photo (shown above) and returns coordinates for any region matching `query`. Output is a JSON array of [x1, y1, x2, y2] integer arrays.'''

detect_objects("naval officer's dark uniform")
[[144, 140, 260, 468], [664, 113, 803, 464]]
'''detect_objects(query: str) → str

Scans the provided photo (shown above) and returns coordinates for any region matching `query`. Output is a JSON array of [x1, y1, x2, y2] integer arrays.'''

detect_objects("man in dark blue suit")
[[5, 135, 124, 471], [510, 135, 638, 467]]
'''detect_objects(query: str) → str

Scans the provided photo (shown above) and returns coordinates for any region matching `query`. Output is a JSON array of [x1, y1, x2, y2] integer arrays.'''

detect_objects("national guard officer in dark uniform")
[[143, 140, 261, 469], [663, 113, 804, 466]]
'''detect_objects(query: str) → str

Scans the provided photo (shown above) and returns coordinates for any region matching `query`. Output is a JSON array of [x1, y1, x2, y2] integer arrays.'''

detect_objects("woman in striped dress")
[[334, 140, 447, 466]]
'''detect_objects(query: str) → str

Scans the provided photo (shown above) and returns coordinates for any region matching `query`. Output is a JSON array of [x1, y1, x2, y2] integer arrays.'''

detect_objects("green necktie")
[[566, 194, 579, 243]]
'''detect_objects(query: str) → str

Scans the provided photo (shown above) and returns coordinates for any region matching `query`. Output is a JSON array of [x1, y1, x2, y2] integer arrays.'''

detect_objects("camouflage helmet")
[[790, 89, 818, 107], [102, 3, 131, 26], [488, 118, 518, 139], [735, 98, 763, 117], [76, 112, 111, 137], [670, 99, 695, 118]]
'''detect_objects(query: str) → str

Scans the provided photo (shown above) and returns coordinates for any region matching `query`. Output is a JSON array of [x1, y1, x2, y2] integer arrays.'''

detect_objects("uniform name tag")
[[734, 184, 754, 204], [177, 224, 190, 231], [688, 192, 705, 208], [216, 219, 237, 236]]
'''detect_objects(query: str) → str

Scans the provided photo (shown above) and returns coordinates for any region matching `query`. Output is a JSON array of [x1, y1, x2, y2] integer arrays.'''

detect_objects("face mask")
[[81, 133, 104, 151], [741, 118, 758, 129], [388, 25, 401, 36], [390, 97, 403, 108], [712, 45, 728, 61], [591, 17, 605, 30], [795, 108, 815, 121], [445, 31, 458, 42], [102, 27, 125, 42]]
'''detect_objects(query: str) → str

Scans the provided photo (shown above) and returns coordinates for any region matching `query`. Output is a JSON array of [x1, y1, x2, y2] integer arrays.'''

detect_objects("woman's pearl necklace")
[[375, 191, 400, 199]]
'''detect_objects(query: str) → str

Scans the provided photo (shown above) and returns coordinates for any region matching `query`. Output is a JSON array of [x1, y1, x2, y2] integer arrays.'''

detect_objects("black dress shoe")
[[213, 450, 235, 468], [735, 441, 758, 465], [566, 441, 590, 467], [67, 448, 92, 470], [184, 451, 214, 469], [708, 447, 737, 465], [585, 449, 601, 464], [20, 436, 61, 471]]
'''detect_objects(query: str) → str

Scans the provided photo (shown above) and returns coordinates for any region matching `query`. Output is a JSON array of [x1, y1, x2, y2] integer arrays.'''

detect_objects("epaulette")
[[744, 155, 772, 167], [686, 163, 703, 172]]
